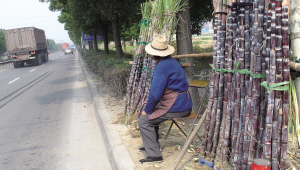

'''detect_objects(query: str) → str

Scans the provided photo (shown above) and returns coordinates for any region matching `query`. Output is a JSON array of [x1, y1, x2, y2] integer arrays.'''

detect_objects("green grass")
[[201, 37, 213, 40], [193, 41, 210, 45], [200, 33, 214, 37]]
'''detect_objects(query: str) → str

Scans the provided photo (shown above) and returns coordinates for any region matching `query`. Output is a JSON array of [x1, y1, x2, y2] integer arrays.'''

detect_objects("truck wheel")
[[34, 54, 42, 65], [43, 52, 48, 62], [13, 61, 19, 68], [38, 54, 43, 65], [34, 56, 39, 65]]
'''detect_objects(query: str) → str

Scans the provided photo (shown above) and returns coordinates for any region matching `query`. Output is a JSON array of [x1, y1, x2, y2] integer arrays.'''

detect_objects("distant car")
[[1, 51, 8, 60], [64, 47, 73, 55]]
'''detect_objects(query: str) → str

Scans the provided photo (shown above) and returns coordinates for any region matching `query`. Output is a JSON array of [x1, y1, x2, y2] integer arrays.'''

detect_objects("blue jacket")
[[144, 56, 193, 115]]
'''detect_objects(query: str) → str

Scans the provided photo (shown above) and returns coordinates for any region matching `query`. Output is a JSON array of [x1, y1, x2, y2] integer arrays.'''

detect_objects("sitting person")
[[138, 35, 193, 163]]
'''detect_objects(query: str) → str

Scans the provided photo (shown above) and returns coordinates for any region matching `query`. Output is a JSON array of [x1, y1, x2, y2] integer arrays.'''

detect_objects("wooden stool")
[[160, 113, 202, 151], [160, 76, 209, 151], [185, 76, 209, 139]]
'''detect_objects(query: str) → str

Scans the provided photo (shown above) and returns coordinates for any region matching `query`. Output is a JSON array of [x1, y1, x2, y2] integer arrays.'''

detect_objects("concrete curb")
[[78, 53, 135, 170]]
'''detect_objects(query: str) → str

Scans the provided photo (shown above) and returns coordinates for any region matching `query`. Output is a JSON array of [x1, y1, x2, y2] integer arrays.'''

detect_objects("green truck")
[[4, 27, 49, 68]]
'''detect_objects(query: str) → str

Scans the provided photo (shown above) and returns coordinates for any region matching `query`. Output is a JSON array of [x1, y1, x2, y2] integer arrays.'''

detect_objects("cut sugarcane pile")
[[199, 0, 290, 169], [124, 0, 184, 117]]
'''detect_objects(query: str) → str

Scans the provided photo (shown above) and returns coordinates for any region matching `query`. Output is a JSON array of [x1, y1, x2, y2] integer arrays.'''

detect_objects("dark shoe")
[[139, 147, 145, 151], [139, 156, 163, 164]]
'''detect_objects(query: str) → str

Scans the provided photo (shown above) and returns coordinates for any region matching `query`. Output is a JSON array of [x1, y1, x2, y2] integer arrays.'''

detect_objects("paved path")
[[0, 51, 112, 170]]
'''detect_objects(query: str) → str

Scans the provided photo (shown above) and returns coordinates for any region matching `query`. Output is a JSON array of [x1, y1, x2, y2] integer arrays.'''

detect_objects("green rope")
[[134, 54, 142, 59], [138, 19, 152, 27], [209, 60, 266, 78], [141, 67, 149, 72], [136, 41, 148, 49], [260, 81, 290, 93]]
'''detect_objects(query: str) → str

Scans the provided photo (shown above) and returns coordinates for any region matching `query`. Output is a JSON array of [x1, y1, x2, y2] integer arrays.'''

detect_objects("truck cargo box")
[[62, 43, 68, 50], [4, 27, 47, 55]]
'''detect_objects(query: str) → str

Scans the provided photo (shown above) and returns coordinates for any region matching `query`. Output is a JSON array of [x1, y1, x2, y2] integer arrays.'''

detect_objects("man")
[[138, 35, 193, 163]]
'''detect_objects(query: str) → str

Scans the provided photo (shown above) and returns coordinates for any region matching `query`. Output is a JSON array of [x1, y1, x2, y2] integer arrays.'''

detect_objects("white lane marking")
[[8, 77, 20, 84], [30, 69, 36, 72]]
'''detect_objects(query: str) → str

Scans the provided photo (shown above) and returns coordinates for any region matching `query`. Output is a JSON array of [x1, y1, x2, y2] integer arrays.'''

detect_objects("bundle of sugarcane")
[[199, 0, 291, 169], [136, 0, 184, 114], [213, 0, 233, 165], [137, 59, 155, 114], [213, 0, 236, 168], [132, 53, 150, 113], [125, 0, 184, 117], [124, 1, 153, 116], [200, 0, 225, 164]]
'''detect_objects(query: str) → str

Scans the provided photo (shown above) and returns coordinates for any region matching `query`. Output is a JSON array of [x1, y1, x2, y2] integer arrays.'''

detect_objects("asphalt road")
[[0, 51, 112, 170]]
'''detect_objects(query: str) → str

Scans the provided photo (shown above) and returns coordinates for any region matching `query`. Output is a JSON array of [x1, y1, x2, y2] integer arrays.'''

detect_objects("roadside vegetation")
[[46, 39, 62, 52], [0, 29, 6, 55], [81, 32, 214, 97], [81, 49, 133, 97]]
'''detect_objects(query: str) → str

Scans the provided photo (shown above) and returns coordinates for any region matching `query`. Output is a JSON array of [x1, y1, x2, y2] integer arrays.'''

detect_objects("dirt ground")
[[87, 72, 210, 169], [93, 77, 300, 170], [84, 57, 300, 170]]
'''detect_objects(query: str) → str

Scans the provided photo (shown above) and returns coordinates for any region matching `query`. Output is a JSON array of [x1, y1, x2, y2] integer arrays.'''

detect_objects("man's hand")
[[141, 111, 147, 115], [142, 102, 147, 106]]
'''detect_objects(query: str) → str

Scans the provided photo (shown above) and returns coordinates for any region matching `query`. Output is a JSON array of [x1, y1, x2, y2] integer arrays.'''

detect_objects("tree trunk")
[[176, 0, 197, 113], [112, 14, 123, 58], [93, 32, 98, 52], [123, 40, 126, 51], [290, 0, 300, 61], [88, 41, 93, 50], [98, 17, 109, 54]]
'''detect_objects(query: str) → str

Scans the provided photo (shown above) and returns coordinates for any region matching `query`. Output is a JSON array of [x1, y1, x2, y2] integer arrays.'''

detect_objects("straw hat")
[[145, 35, 175, 57]]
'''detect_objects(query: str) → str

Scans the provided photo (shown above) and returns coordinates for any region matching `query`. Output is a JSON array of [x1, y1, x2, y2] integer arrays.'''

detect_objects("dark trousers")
[[138, 109, 192, 157]]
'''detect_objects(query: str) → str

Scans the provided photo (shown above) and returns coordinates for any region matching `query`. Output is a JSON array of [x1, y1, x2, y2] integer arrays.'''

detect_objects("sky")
[[0, 0, 71, 44]]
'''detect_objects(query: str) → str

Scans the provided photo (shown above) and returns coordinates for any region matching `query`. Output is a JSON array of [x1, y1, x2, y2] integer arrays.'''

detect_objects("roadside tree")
[[0, 29, 6, 55]]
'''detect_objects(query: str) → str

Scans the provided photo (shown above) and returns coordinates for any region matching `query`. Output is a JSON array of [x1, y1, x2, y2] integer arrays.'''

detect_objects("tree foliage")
[[40, 0, 213, 52], [190, 0, 214, 35], [0, 29, 6, 55], [46, 38, 61, 51]]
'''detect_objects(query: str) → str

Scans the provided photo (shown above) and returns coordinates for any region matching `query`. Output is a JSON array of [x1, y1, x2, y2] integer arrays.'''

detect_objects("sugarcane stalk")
[[263, 0, 276, 162], [132, 54, 150, 113], [230, 2, 243, 168], [269, 0, 283, 169], [242, 2, 256, 167], [280, 0, 290, 168], [246, 0, 264, 168], [200, 13, 218, 160], [214, 1, 235, 168], [221, 2, 238, 168], [124, 45, 144, 115], [211, 8, 227, 162], [256, 0, 270, 158], [205, 11, 221, 161]]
